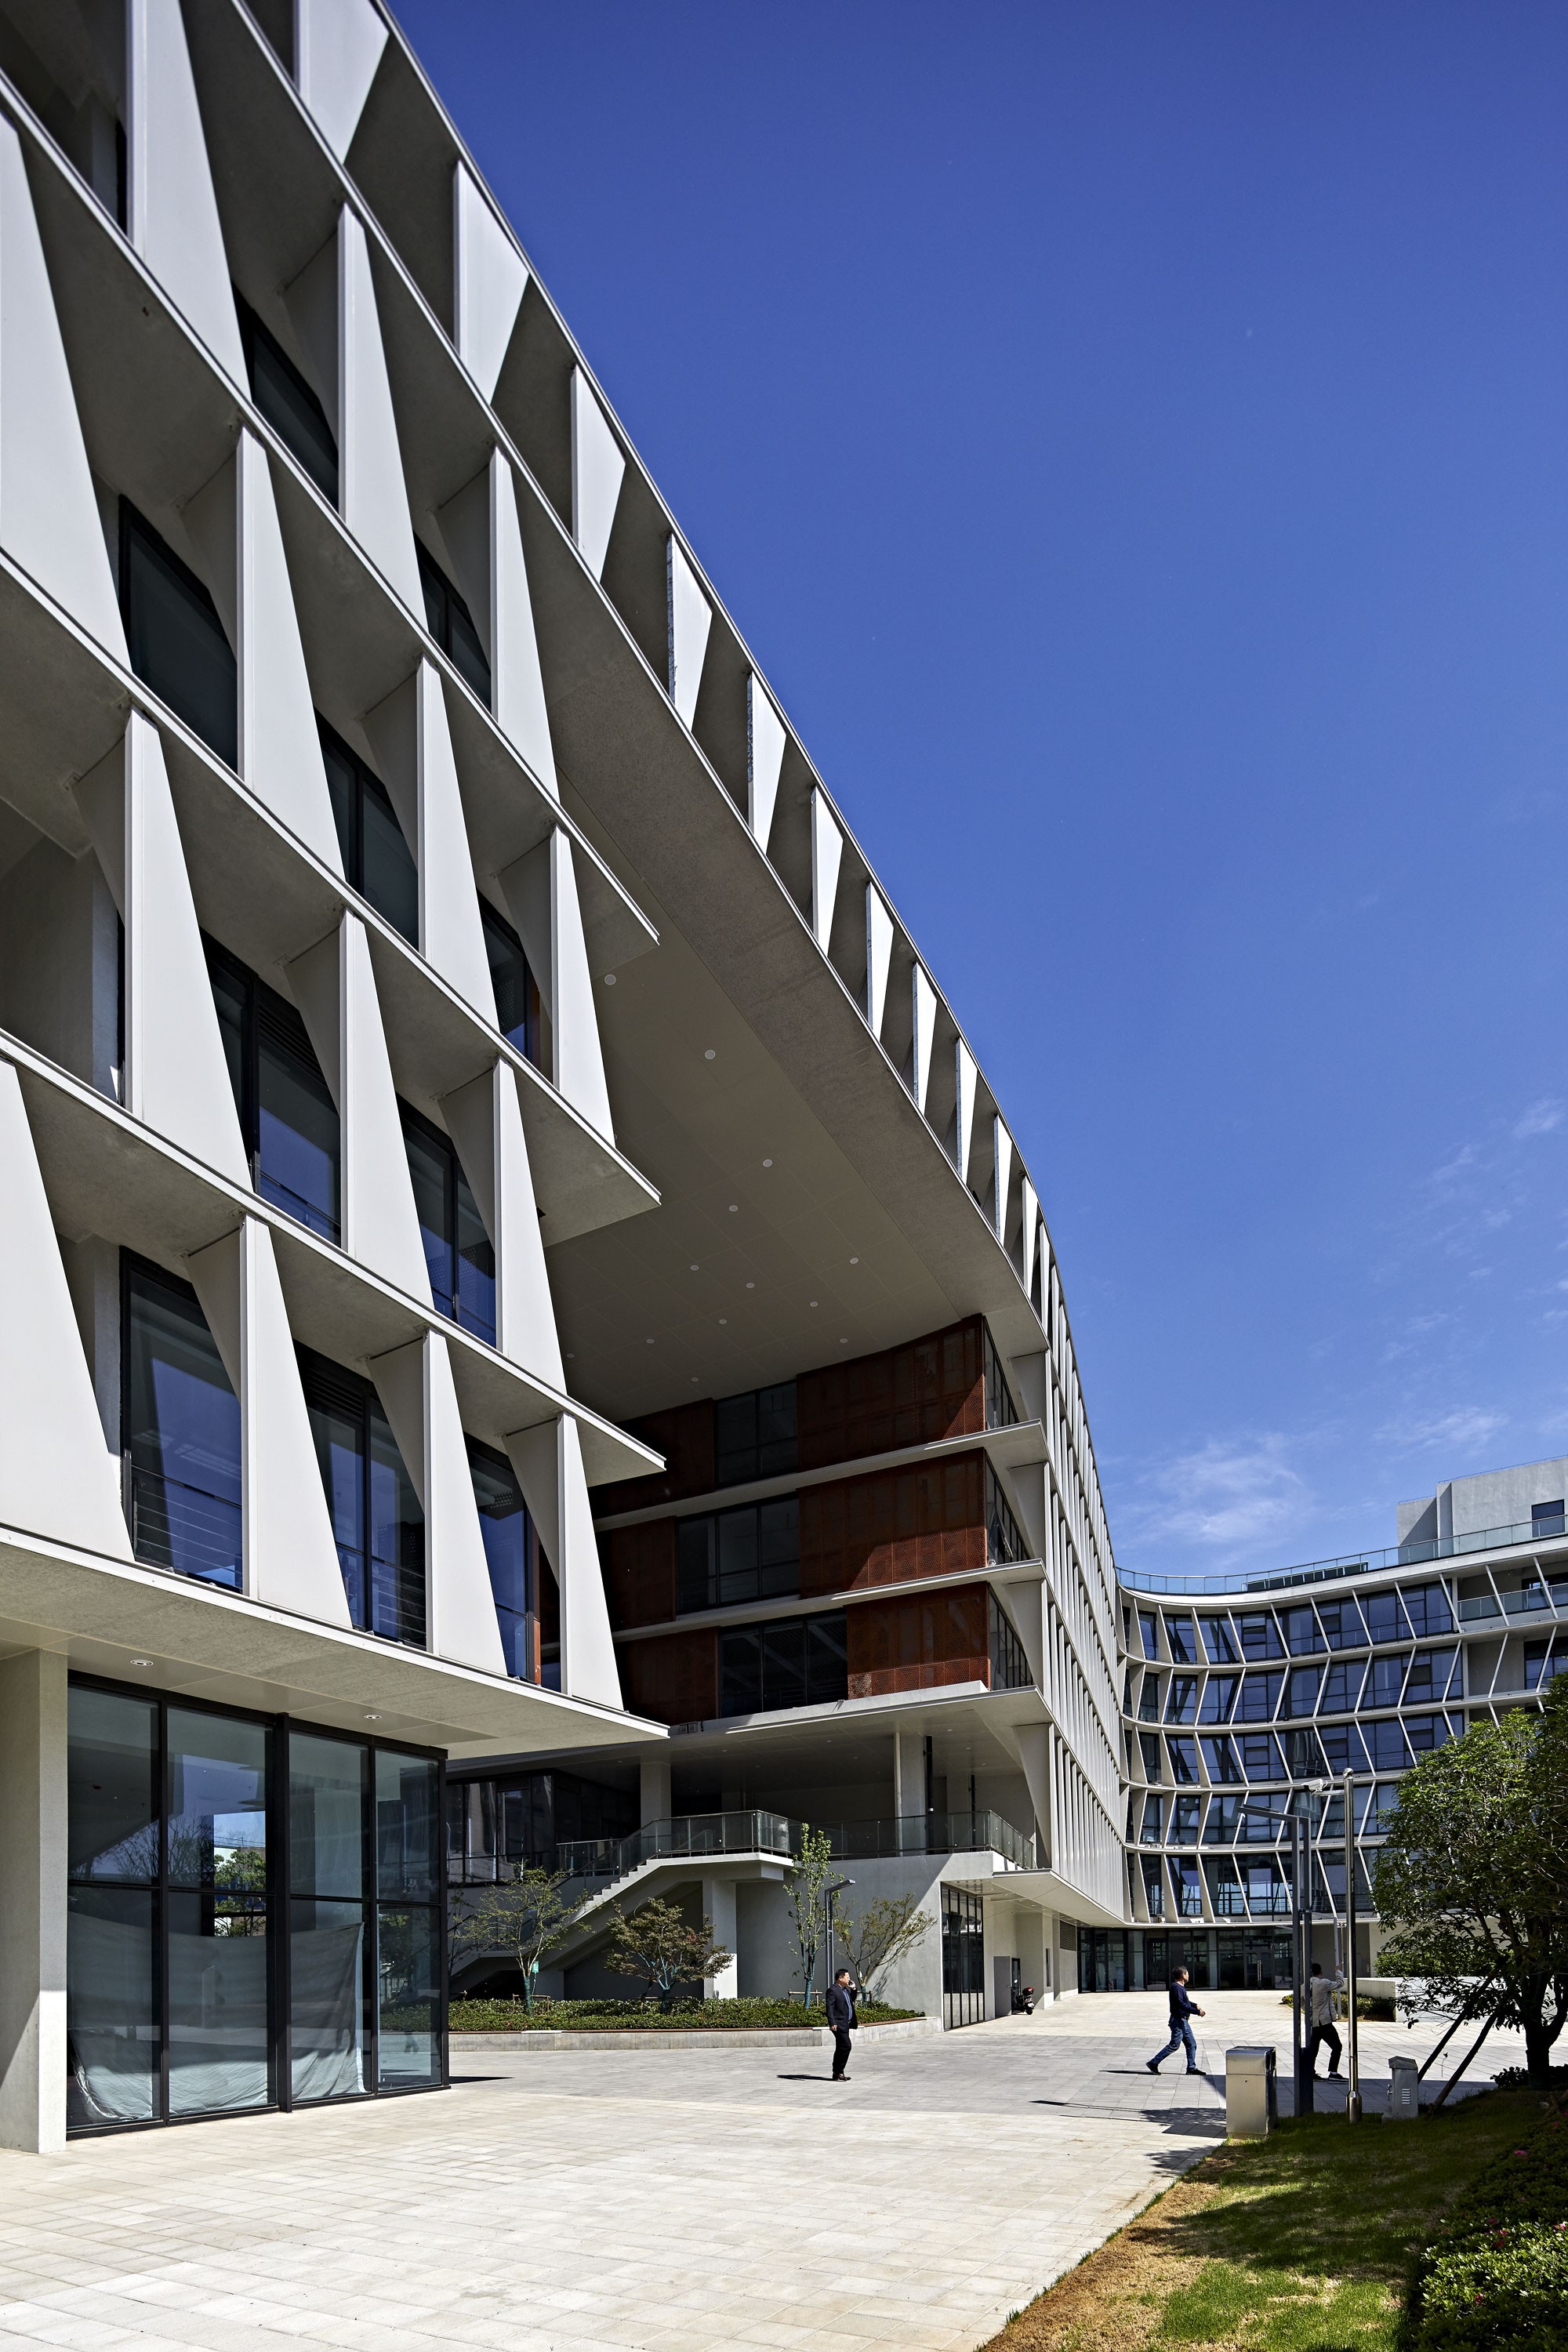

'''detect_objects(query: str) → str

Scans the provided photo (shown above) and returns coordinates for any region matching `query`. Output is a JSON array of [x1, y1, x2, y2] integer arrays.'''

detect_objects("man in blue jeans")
[[1146, 1966, 1205, 2075]]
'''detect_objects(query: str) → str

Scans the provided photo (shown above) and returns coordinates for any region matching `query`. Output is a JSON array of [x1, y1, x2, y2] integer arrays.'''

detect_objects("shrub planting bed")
[[449, 1995, 920, 2032]]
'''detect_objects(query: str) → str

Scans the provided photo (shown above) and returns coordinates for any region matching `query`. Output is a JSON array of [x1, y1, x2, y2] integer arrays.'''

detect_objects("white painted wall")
[[0, 1060, 132, 1560], [993, 1118, 1013, 1241], [866, 887, 894, 1040], [955, 1040, 977, 1183], [125, 0, 246, 383], [0, 115, 127, 659], [498, 829, 615, 1142], [0, 1650, 67, 2152], [73, 716, 251, 1185], [452, 162, 528, 401], [338, 210, 423, 609], [505, 1414, 622, 1709], [912, 965, 937, 1112], [437, 453, 558, 792]]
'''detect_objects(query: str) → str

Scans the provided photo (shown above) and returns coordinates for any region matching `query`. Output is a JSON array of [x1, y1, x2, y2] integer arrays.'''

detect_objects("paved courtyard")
[[0, 1993, 1526, 2352]]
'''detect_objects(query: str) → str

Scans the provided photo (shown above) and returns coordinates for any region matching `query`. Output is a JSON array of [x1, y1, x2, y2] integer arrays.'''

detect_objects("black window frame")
[[677, 1495, 800, 1613], [296, 1347, 427, 1650], [318, 717, 419, 946], [716, 1610, 848, 1718], [416, 542, 491, 704], [397, 1099, 496, 1345], [205, 936, 342, 1244], [118, 499, 238, 768], [234, 292, 339, 503]]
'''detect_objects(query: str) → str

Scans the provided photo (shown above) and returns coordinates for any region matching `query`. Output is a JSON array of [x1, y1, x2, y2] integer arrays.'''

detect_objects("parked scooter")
[[1011, 1984, 1038, 2015]]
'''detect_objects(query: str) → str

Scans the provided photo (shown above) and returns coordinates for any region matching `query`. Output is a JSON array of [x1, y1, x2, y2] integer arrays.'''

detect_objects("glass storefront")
[[66, 1677, 443, 2133], [941, 1885, 985, 2027]]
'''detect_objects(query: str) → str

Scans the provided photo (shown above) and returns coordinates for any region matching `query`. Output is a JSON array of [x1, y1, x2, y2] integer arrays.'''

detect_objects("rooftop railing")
[[1119, 1515, 1568, 1599]]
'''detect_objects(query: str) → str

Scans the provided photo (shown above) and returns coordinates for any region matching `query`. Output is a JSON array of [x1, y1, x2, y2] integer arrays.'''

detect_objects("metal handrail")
[[1119, 1521, 1568, 1598]]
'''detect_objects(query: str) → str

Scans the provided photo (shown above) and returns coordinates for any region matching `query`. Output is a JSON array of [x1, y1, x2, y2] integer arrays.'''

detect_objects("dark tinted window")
[[208, 942, 340, 1242], [481, 901, 538, 1063], [119, 503, 236, 765], [717, 1611, 846, 1715], [236, 297, 339, 503], [1363, 1591, 1411, 1646], [122, 1257, 241, 1588], [416, 543, 490, 702], [1401, 1582, 1454, 1638], [714, 1383, 797, 1485], [399, 1102, 495, 1343], [469, 1443, 535, 1681], [319, 720, 418, 946], [677, 1497, 798, 1612], [1236, 1613, 1284, 1661], [299, 1348, 425, 1646]]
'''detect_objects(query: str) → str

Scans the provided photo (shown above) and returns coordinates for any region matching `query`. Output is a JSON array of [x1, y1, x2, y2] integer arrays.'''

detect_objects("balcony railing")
[[554, 1809, 798, 1882], [449, 1806, 1038, 1884], [128, 1466, 241, 1589], [823, 1810, 1037, 1870], [1120, 1517, 1568, 1598]]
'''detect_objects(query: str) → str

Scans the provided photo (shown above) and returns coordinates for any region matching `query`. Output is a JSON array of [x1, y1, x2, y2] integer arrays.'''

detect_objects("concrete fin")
[[339, 210, 423, 611], [550, 830, 614, 1143], [810, 790, 843, 957], [955, 1040, 977, 1183], [1021, 1178, 1038, 1298], [993, 1118, 1014, 1242], [0, 1058, 132, 1560], [570, 367, 622, 581], [746, 674, 785, 852], [441, 1062, 564, 1388], [365, 663, 493, 1014], [559, 1416, 622, 1707], [425, 1332, 507, 1674], [866, 887, 893, 1039], [452, 162, 528, 400], [666, 536, 710, 728], [126, 0, 245, 383], [0, 117, 127, 659], [294, 0, 387, 162], [912, 965, 937, 1112], [187, 1219, 352, 1624], [289, 914, 430, 1299], [73, 717, 249, 1185]]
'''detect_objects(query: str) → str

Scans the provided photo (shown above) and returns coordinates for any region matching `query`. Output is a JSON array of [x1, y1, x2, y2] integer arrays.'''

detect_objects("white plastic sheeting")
[[0, 115, 126, 658]]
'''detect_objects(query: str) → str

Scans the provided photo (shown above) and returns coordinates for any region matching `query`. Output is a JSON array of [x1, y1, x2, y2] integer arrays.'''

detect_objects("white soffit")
[[866, 887, 894, 1040], [810, 789, 843, 956], [746, 673, 786, 851], [0, 1057, 133, 1561], [955, 1040, 977, 1184], [293, 0, 388, 162], [993, 1118, 1014, 1242], [452, 162, 528, 401], [666, 536, 711, 729], [0, 115, 127, 658], [126, 0, 247, 385], [569, 366, 623, 581], [339, 209, 423, 612], [912, 964, 937, 1112]]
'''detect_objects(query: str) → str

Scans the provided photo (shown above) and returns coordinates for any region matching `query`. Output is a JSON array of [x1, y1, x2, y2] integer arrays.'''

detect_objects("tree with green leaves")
[[786, 1824, 838, 2005], [448, 1866, 584, 2012], [604, 1896, 734, 2011], [1373, 1673, 1568, 2089], [832, 1892, 931, 2000]]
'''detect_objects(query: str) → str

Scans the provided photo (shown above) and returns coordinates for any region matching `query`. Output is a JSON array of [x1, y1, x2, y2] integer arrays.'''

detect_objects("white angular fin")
[[570, 367, 623, 580], [294, 0, 387, 162], [666, 536, 711, 728], [126, 0, 246, 383], [452, 162, 528, 399]]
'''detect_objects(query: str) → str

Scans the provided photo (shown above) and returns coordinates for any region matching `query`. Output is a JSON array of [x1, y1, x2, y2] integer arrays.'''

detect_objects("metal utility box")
[[1225, 2045, 1277, 2139], [1387, 2055, 1420, 2122]]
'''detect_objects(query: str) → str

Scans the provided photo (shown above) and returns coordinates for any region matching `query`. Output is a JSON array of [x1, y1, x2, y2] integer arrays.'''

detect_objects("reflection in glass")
[[376, 1752, 438, 1900], [289, 1735, 364, 1898], [67, 1886, 157, 2127], [377, 1907, 440, 2087], [301, 1352, 426, 1646], [168, 1889, 269, 2114], [124, 1262, 242, 1588], [469, 1444, 535, 1679], [167, 1711, 267, 1888], [68, 1688, 157, 1882], [292, 1900, 365, 2101]]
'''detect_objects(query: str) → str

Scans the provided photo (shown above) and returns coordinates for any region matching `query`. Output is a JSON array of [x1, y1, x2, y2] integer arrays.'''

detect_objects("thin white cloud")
[[1132, 1435, 1305, 1551], [1514, 1098, 1564, 1142], [1376, 1406, 1508, 1454]]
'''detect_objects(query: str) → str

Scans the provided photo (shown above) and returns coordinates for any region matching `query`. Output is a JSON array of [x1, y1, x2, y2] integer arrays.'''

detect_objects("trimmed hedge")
[[449, 1994, 921, 2033], [1403, 2111, 1568, 2352]]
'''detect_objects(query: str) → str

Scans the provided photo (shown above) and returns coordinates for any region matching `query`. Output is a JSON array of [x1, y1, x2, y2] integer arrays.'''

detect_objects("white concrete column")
[[892, 1726, 924, 1831], [639, 1755, 672, 1828], [0, 1650, 68, 2154], [702, 1875, 739, 2000]]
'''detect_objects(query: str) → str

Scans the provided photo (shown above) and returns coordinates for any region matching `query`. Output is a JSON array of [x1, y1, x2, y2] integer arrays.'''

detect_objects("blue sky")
[[395, 1, 1568, 1581]]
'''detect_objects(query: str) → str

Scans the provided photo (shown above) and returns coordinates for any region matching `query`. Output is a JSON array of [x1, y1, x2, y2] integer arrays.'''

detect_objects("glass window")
[[236, 296, 339, 503], [1171, 1860, 1203, 1918], [677, 1498, 799, 1612], [1283, 1727, 1325, 1777], [1140, 1795, 1164, 1845], [714, 1383, 799, 1485], [1404, 1648, 1461, 1703], [1240, 1732, 1287, 1782], [1138, 1611, 1158, 1660], [123, 1258, 241, 1588], [299, 1349, 426, 1646], [481, 901, 539, 1063], [1319, 1721, 1370, 1775], [1200, 1616, 1239, 1664], [468, 1441, 536, 1680], [1168, 1737, 1199, 1784], [320, 720, 419, 946], [1367, 1717, 1410, 1771], [1206, 1857, 1247, 1915], [1237, 1671, 1283, 1722], [1362, 1781, 1403, 1832], [1138, 1731, 1163, 1782], [68, 1688, 157, 1882], [1317, 1599, 1367, 1650], [207, 942, 340, 1242], [416, 543, 491, 704], [1204, 1795, 1242, 1844], [1284, 1664, 1321, 1718], [1404, 1713, 1454, 1757], [1164, 1616, 1196, 1664], [717, 1611, 846, 1715], [376, 1751, 439, 1903], [1319, 1658, 1364, 1713], [1165, 1675, 1199, 1724], [67, 1885, 158, 2128], [1532, 1499, 1565, 1537], [1243, 1860, 1290, 1915], [376, 1905, 440, 2088], [1171, 1795, 1201, 1844], [1283, 1606, 1324, 1656], [1142, 1857, 1164, 1917], [1240, 1795, 1288, 1842], [1199, 1675, 1237, 1724], [1236, 1612, 1283, 1661], [1363, 1590, 1411, 1646], [1365, 1653, 1405, 1708], [1138, 1671, 1160, 1722], [119, 503, 237, 766], [400, 1103, 495, 1343], [1201, 1734, 1243, 1784], [166, 1709, 270, 2116], [1402, 1581, 1454, 1638]]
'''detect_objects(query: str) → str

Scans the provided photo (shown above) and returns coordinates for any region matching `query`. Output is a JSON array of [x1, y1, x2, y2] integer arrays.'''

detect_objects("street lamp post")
[[822, 1876, 854, 2005], [1343, 1769, 1362, 2123]]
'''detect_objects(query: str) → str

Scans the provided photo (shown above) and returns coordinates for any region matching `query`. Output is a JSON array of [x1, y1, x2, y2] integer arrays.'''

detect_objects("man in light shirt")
[[1307, 1959, 1345, 2078]]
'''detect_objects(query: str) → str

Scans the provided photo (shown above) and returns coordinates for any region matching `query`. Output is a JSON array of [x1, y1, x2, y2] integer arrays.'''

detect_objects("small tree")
[[786, 1824, 837, 2005], [833, 1892, 931, 1999], [604, 1896, 733, 2012], [448, 1866, 583, 2012], [1374, 1675, 1568, 2091]]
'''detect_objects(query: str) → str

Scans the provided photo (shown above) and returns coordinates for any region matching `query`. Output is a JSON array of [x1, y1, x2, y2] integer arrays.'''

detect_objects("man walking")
[[827, 1966, 857, 2082], [1306, 1959, 1345, 2078], [1146, 1965, 1205, 2075]]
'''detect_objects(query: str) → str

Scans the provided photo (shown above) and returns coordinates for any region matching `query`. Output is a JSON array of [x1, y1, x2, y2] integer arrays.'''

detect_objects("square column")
[[702, 1875, 739, 2000], [0, 1651, 68, 2152], [640, 1755, 671, 1828]]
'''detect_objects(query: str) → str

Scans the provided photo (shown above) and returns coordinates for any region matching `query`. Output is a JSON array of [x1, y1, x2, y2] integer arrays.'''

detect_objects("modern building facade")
[[0, 0, 1126, 2140]]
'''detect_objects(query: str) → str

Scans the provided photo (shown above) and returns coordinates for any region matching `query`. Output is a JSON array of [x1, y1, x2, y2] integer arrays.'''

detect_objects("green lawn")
[[993, 2089, 1548, 2352]]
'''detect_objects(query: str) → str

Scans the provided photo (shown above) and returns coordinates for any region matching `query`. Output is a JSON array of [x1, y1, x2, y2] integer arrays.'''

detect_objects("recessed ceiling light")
[[130, 1658, 152, 1669], [691, 1377, 699, 1385], [728, 1203, 739, 1213], [746, 1282, 755, 1290], [690, 1263, 699, 1272], [718, 1318, 728, 1326], [850, 1256, 859, 1265], [810, 1300, 818, 1308], [364, 1713, 380, 1722], [704, 1049, 716, 1060], [840, 1339, 848, 1346], [603, 973, 616, 985], [762, 1158, 773, 1167], [645, 1338, 655, 1345]]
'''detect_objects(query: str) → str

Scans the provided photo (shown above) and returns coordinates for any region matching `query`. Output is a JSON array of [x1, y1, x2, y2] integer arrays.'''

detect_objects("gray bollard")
[[1386, 2054, 1419, 2122], [1225, 2045, 1277, 2138]]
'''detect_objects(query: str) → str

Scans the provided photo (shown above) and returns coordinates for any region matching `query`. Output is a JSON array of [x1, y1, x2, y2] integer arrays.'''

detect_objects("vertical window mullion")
[[273, 1714, 292, 2111], [157, 1697, 170, 2125]]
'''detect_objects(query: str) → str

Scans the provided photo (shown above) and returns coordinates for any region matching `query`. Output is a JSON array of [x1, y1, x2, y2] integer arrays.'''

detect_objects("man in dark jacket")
[[1146, 1967, 1205, 2075], [826, 1969, 857, 2081]]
